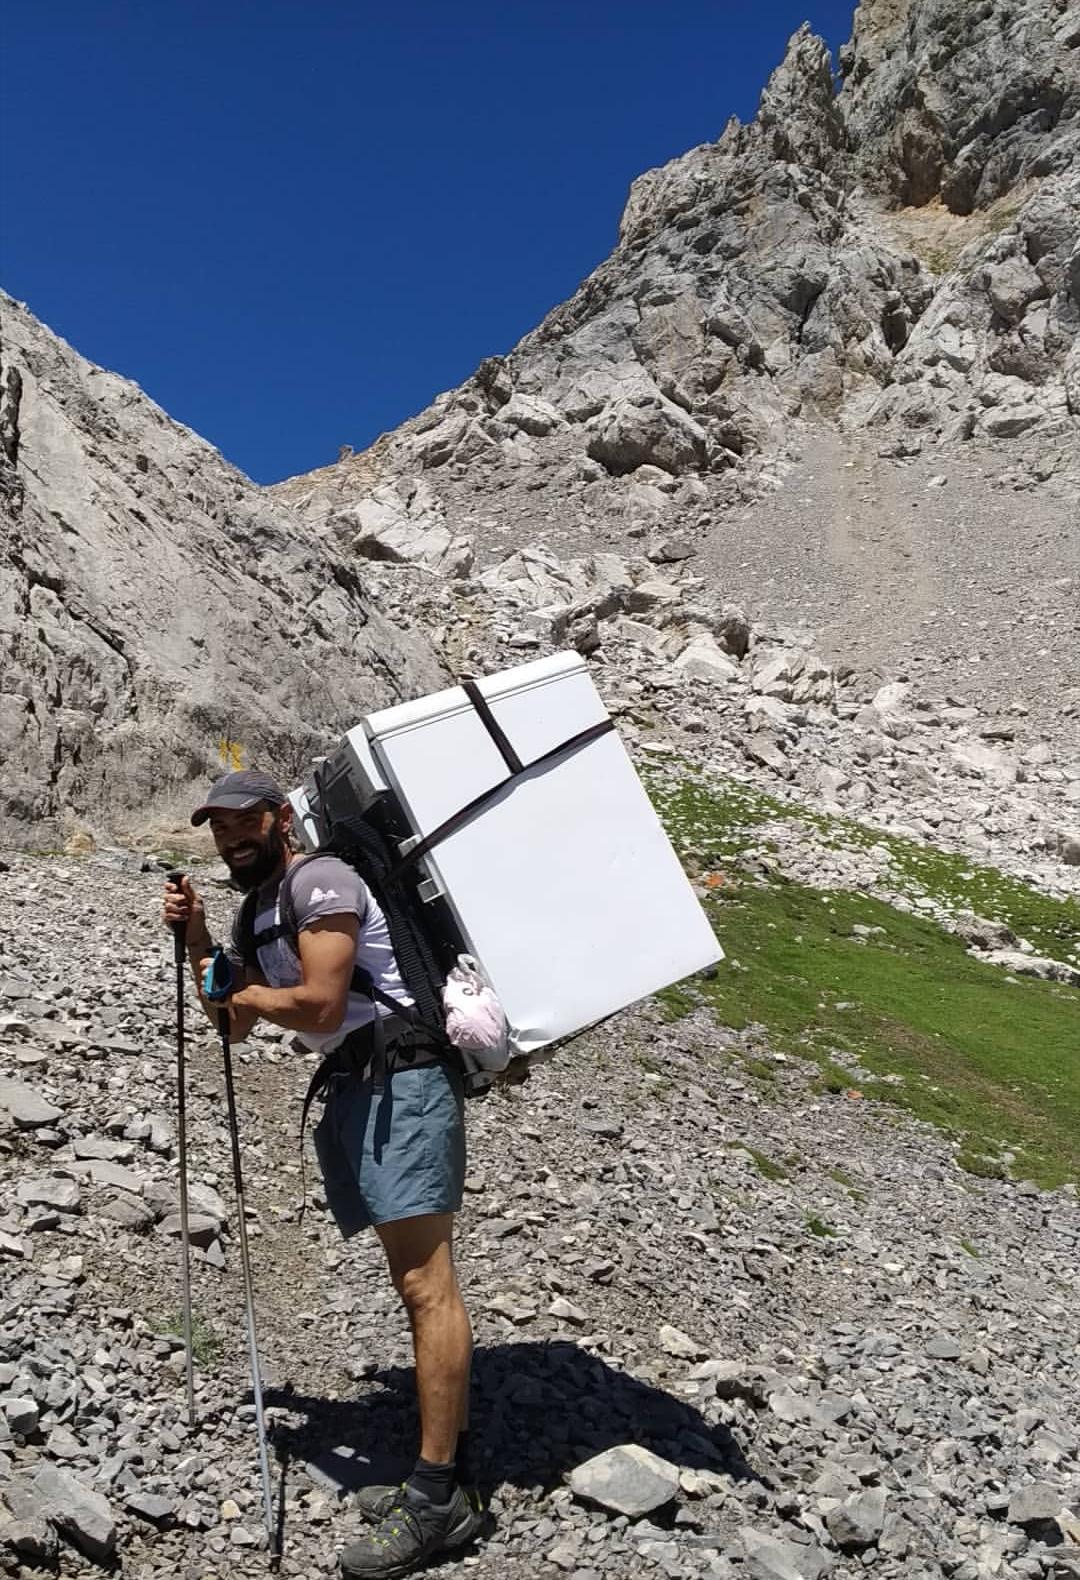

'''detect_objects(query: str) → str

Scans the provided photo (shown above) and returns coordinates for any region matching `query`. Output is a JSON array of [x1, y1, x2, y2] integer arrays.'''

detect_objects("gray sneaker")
[[340, 1484, 484, 1578], [352, 1483, 405, 1524]]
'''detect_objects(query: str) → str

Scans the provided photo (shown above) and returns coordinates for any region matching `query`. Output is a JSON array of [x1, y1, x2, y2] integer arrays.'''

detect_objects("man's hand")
[[221, 916, 359, 1038], [163, 876, 212, 956]]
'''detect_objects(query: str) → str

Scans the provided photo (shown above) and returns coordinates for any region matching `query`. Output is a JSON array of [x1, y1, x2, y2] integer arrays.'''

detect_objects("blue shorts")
[[312, 1062, 466, 1239]]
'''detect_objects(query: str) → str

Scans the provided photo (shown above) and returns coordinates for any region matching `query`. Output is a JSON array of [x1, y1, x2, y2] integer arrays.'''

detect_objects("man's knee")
[[397, 1255, 458, 1318]]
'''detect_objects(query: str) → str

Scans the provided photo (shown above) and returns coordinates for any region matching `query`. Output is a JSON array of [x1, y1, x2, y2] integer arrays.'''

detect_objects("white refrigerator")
[[296, 652, 722, 1053]]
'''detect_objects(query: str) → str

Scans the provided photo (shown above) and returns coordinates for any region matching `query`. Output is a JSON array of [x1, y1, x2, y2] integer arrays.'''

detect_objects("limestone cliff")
[[0, 296, 443, 845]]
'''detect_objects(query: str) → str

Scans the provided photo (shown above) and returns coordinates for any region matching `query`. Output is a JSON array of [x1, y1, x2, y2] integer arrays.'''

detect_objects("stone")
[[825, 1485, 887, 1550], [659, 1324, 709, 1359], [982, 404, 1046, 439], [951, 741, 1018, 788], [587, 395, 709, 477], [625, 576, 683, 614], [498, 393, 565, 437], [548, 1298, 588, 1325], [1007, 1482, 1065, 1529], [569, 1444, 680, 1517], [86, 1159, 147, 1193], [872, 682, 909, 715], [2, 1517, 58, 1564], [97, 1192, 157, 1230], [0, 1397, 39, 1435], [125, 1491, 177, 1527], [31, 1464, 117, 1561], [740, 1526, 831, 1580], [157, 1212, 221, 1249], [71, 1135, 136, 1162], [985, 256, 1047, 326], [673, 635, 740, 684], [742, 736, 793, 777], [0, 1078, 63, 1129], [15, 1176, 81, 1213]]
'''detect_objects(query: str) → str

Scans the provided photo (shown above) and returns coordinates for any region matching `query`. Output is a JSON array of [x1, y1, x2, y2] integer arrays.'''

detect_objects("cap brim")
[[190, 793, 265, 827]]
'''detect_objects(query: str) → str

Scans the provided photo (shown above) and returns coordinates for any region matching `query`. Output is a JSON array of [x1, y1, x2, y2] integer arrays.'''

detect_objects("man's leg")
[[375, 1212, 471, 1467]]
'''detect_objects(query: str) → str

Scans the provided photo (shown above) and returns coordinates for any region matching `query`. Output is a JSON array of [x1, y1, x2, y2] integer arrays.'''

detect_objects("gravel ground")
[[1, 851, 1078, 1579]]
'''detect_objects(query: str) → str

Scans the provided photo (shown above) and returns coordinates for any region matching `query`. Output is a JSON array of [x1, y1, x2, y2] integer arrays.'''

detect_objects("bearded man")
[[163, 769, 482, 1579]]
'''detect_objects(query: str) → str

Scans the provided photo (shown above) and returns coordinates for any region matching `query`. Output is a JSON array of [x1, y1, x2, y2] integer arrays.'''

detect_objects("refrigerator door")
[[364, 652, 721, 1051]]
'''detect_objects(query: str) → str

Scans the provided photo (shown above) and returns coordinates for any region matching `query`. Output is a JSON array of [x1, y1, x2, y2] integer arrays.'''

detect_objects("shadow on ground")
[[264, 1338, 761, 1538]]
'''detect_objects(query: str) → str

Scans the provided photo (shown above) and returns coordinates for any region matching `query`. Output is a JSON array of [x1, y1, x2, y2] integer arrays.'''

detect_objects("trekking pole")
[[202, 949, 277, 1558], [166, 870, 197, 1432]]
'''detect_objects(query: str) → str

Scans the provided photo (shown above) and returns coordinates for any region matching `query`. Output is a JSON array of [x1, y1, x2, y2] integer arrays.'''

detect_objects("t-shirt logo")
[[309, 887, 340, 905]]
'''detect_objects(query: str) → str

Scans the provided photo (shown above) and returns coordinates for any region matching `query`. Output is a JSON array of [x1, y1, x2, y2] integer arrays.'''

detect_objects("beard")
[[224, 827, 287, 892]]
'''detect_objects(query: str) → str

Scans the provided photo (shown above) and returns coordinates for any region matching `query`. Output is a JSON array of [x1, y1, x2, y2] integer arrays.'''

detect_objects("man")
[[163, 769, 483, 1580]]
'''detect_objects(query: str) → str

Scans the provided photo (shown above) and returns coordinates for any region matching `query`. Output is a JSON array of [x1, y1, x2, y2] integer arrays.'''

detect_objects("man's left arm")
[[227, 915, 359, 1036]]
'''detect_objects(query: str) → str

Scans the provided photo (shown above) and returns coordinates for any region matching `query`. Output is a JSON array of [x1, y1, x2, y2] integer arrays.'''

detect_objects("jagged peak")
[[755, 23, 847, 167]]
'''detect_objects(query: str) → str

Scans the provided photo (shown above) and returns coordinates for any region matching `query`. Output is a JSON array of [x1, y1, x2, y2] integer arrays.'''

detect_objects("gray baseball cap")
[[190, 769, 287, 826]]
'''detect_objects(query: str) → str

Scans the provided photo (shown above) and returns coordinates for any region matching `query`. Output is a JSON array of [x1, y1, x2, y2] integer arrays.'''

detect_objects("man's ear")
[[278, 799, 296, 848]]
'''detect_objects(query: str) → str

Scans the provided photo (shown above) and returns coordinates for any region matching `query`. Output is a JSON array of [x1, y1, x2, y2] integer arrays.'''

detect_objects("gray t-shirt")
[[230, 855, 413, 1051]]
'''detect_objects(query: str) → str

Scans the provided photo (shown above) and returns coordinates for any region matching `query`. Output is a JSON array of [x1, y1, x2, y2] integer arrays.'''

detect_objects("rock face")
[[2, 0, 1078, 845], [273, 0, 1078, 564], [0, 295, 443, 846]]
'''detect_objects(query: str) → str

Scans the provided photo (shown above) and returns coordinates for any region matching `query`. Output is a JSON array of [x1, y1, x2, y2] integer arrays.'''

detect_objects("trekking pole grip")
[[166, 870, 187, 966]]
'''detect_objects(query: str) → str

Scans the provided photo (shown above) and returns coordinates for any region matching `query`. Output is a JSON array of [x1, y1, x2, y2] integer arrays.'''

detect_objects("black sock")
[[455, 1429, 473, 1486], [407, 1457, 456, 1505]]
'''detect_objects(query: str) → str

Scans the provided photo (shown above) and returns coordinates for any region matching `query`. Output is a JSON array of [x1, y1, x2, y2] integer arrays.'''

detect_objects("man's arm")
[[226, 915, 359, 1037]]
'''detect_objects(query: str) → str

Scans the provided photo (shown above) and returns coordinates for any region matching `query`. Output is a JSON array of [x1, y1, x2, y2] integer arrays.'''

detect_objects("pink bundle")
[[441, 956, 510, 1070]]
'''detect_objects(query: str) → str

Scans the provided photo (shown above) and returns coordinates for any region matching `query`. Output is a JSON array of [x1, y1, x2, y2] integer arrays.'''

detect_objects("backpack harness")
[[234, 685, 616, 1191]]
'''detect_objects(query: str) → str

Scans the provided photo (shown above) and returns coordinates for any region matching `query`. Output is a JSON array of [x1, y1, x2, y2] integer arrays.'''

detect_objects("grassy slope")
[[649, 773, 1080, 1189]]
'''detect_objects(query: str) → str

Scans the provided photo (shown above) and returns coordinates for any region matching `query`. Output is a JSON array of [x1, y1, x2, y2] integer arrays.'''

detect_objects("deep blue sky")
[[1, 1, 855, 484]]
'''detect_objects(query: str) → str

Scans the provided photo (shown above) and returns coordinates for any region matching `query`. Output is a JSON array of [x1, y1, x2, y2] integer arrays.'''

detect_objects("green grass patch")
[[804, 1213, 838, 1238], [161, 1310, 222, 1368], [734, 1144, 788, 1182], [880, 836, 1079, 963], [828, 1166, 867, 1203], [649, 776, 1080, 1189], [959, 1238, 981, 1259]]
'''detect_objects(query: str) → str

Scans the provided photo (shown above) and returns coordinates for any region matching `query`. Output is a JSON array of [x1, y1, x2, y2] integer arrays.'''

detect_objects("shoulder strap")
[[235, 890, 261, 967], [273, 855, 316, 947]]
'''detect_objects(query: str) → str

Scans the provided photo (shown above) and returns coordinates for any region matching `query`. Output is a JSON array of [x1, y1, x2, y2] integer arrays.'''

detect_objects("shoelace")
[[369, 1496, 428, 1548]]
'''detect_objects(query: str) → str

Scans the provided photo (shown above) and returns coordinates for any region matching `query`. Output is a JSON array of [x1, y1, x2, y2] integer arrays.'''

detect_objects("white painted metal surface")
[[362, 653, 722, 1051]]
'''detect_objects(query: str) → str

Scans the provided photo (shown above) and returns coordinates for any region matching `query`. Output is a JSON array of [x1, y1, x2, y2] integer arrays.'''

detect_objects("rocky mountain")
[[273, 0, 1079, 565], [1, 8, 1080, 1577], [0, 298, 442, 847], [1, 0, 1077, 848]]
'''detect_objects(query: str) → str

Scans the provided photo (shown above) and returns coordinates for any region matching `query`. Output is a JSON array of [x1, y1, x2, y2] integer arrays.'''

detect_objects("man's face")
[[207, 803, 287, 891]]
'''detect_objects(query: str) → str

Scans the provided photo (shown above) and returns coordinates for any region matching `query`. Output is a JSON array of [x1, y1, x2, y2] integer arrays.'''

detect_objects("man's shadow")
[[264, 1338, 761, 1545]]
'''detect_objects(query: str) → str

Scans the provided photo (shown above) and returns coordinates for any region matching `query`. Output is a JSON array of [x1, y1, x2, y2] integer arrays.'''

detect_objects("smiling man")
[[162, 769, 483, 1579]]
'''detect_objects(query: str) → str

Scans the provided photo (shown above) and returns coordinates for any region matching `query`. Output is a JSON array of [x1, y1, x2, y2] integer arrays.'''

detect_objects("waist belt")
[[297, 1014, 446, 1220]]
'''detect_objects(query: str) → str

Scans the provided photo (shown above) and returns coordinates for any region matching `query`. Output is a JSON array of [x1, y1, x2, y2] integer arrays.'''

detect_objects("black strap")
[[295, 1011, 448, 1219], [462, 678, 523, 774], [395, 716, 615, 875]]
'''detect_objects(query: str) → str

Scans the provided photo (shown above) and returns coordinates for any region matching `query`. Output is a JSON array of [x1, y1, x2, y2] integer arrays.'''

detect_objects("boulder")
[[587, 395, 708, 477], [825, 1486, 887, 1550], [497, 394, 565, 437], [31, 1465, 117, 1561], [673, 635, 740, 684], [15, 1176, 81, 1213], [569, 1444, 680, 1517], [951, 741, 1019, 788], [740, 1526, 832, 1580], [0, 1078, 63, 1130]]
